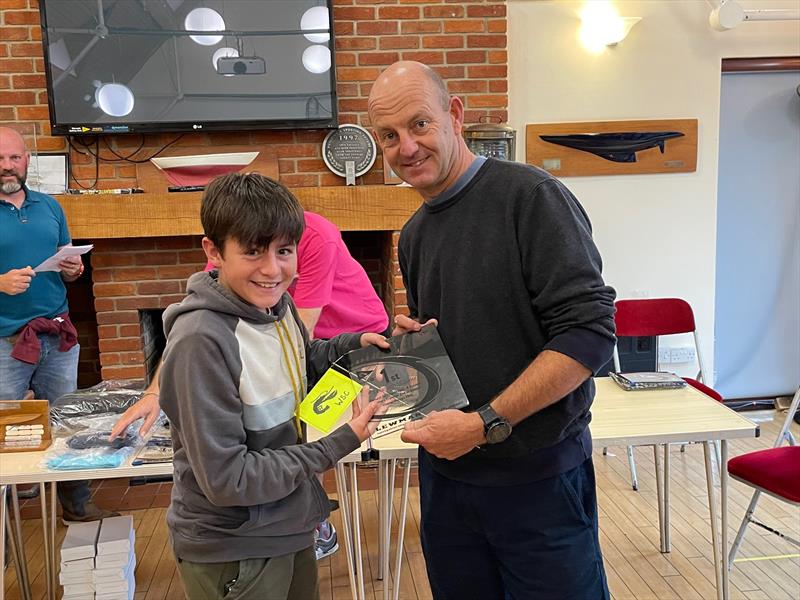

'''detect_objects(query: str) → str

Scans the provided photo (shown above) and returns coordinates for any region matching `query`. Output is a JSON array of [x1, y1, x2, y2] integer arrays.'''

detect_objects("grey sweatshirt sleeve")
[[160, 329, 360, 508], [518, 179, 616, 373]]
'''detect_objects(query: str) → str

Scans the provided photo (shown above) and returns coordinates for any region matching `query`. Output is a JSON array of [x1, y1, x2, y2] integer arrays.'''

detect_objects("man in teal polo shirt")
[[0, 126, 118, 523]]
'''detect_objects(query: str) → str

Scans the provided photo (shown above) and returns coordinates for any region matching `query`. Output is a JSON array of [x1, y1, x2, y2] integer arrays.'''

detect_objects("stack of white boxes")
[[59, 516, 136, 600], [95, 515, 136, 600], [60, 521, 100, 599]]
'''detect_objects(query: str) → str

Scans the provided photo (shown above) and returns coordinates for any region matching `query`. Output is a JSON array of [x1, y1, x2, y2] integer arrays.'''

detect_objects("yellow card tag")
[[298, 368, 363, 433]]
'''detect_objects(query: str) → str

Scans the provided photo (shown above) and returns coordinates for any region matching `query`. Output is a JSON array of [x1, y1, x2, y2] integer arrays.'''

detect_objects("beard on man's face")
[[0, 170, 25, 194]]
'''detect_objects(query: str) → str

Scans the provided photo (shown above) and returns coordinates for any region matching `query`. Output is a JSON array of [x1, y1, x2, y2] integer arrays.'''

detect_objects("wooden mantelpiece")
[[57, 185, 422, 239]]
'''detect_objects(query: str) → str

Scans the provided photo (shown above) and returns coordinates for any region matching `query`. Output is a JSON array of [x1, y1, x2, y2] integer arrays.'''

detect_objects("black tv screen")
[[39, 0, 337, 135]]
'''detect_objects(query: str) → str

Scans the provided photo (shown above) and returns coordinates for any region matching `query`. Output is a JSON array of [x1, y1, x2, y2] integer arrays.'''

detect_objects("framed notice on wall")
[[26, 153, 69, 194]]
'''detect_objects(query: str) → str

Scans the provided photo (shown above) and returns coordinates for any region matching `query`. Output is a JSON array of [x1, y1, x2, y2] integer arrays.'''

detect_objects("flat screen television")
[[39, 0, 338, 136]]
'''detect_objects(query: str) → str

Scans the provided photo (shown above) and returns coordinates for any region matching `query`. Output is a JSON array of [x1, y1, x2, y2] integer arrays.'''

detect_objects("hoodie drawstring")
[[275, 318, 303, 436]]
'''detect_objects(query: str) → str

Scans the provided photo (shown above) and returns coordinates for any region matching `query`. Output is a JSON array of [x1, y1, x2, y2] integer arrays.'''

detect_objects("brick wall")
[[2, 0, 508, 382], [1, 0, 507, 188]]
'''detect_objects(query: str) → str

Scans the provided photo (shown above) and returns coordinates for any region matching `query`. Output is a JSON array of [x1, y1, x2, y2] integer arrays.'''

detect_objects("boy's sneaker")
[[16, 483, 40, 499], [315, 520, 339, 560], [61, 501, 120, 525]]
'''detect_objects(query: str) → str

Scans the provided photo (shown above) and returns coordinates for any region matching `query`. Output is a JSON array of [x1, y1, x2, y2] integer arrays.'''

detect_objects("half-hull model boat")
[[539, 131, 684, 163]]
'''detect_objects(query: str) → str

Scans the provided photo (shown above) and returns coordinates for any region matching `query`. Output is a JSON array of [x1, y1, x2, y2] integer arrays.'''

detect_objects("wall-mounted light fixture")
[[579, 1, 641, 53]]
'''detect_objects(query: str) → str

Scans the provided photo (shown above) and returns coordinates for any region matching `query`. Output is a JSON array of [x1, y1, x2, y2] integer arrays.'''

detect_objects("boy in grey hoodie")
[[159, 173, 388, 600]]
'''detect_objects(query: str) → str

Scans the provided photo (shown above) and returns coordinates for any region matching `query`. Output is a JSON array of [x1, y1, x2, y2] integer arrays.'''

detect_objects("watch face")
[[486, 421, 512, 444]]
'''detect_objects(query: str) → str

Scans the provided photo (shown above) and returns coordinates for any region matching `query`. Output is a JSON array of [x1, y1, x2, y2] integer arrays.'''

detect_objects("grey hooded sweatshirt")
[[159, 271, 362, 562]]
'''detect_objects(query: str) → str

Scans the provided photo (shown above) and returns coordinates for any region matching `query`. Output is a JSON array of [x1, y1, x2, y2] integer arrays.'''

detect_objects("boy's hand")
[[359, 332, 391, 349], [392, 314, 437, 336], [109, 393, 160, 440], [347, 388, 387, 442]]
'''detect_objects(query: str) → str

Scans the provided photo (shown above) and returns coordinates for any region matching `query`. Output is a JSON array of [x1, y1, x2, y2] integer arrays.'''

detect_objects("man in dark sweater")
[[368, 61, 616, 599]]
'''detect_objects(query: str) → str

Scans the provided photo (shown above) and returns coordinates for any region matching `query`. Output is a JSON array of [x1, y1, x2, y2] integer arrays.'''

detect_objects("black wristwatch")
[[476, 404, 512, 444]]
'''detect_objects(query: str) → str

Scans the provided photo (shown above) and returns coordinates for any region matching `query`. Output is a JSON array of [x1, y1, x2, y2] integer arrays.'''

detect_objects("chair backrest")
[[613, 298, 710, 387], [614, 298, 696, 337]]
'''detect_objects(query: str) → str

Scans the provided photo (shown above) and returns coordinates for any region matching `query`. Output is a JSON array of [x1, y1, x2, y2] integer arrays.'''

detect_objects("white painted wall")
[[508, 0, 800, 381]]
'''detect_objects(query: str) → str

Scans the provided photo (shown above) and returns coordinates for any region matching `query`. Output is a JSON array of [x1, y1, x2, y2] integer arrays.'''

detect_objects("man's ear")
[[449, 95, 465, 136], [370, 128, 383, 151], [202, 237, 223, 267]]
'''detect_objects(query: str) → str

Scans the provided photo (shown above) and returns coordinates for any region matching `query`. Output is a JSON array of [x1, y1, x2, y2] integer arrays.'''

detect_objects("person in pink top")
[[291, 211, 389, 339], [112, 211, 388, 560]]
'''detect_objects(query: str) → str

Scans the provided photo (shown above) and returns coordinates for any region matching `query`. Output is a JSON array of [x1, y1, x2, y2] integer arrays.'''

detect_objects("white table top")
[[0, 378, 758, 485], [590, 377, 758, 446], [0, 446, 172, 485]]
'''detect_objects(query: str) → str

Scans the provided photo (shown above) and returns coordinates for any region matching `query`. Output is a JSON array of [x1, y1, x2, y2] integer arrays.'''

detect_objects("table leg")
[[1, 484, 6, 600], [9, 485, 31, 600], [350, 462, 366, 600], [39, 483, 52, 600], [663, 443, 671, 552], [653, 445, 666, 552], [720, 440, 729, 600], [334, 463, 358, 600], [392, 459, 412, 600], [377, 458, 385, 581], [703, 441, 723, 600], [383, 458, 395, 600], [3, 505, 23, 600], [49, 483, 57, 600]]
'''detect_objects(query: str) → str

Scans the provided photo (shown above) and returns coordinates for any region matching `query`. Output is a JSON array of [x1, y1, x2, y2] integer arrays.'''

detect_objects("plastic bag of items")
[[44, 430, 140, 470], [50, 379, 146, 433]]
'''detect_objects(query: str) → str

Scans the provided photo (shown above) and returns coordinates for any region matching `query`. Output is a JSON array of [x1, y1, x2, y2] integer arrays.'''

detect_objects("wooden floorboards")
[[3, 410, 799, 599]]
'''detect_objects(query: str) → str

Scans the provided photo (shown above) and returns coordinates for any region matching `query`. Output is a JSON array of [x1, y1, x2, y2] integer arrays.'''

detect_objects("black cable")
[[66, 136, 99, 189], [102, 135, 146, 161]]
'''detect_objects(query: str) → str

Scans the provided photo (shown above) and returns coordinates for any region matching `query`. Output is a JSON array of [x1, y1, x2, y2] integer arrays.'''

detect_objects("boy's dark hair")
[[201, 173, 304, 254]]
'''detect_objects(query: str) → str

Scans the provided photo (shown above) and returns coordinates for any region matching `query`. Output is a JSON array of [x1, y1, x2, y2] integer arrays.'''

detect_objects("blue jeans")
[[418, 450, 610, 600], [0, 334, 90, 511]]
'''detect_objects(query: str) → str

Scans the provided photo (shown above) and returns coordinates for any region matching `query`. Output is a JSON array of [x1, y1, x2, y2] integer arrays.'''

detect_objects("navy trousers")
[[418, 451, 609, 600]]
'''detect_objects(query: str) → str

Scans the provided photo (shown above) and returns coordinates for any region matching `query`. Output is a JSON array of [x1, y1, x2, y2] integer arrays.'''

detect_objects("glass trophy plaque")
[[333, 324, 469, 437]]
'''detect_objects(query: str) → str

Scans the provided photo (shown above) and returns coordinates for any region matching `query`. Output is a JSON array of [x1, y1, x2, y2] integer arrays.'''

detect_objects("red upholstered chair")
[[610, 298, 723, 490], [728, 387, 800, 568]]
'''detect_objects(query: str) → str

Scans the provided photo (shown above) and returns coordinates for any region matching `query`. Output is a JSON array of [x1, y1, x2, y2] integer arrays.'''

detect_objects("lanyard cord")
[[275, 317, 303, 435]]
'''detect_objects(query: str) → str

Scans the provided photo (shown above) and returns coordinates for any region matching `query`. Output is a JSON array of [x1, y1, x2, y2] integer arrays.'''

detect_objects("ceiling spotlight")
[[184, 7, 225, 46], [302, 44, 331, 74], [301, 6, 330, 43], [96, 83, 134, 117], [212, 46, 239, 76]]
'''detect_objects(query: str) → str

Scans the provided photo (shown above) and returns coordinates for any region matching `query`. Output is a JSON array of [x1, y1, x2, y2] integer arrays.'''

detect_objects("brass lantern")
[[463, 116, 516, 161]]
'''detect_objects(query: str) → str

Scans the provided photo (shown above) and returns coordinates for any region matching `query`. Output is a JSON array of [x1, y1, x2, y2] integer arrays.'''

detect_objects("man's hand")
[[401, 409, 484, 460], [359, 332, 391, 349], [392, 314, 438, 336], [59, 256, 83, 281], [109, 393, 160, 440], [0, 267, 35, 295]]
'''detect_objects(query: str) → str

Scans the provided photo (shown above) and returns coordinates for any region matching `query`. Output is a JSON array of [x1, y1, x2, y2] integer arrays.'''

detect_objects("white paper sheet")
[[33, 244, 93, 273]]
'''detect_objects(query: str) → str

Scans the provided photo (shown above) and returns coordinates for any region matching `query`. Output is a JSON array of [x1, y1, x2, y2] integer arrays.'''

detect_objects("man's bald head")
[[0, 126, 30, 195], [368, 61, 450, 116], [0, 127, 27, 151]]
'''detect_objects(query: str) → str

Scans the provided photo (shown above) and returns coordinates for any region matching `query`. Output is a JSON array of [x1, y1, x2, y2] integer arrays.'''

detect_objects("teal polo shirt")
[[0, 187, 71, 337]]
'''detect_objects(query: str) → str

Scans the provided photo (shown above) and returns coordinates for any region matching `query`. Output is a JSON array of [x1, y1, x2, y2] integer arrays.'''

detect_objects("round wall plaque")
[[322, 124, 376, 185]]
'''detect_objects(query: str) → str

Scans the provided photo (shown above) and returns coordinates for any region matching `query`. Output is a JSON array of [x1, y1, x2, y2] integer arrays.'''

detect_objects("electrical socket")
[[669, 346, 696, 364], [658, 347, 671, 363]]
